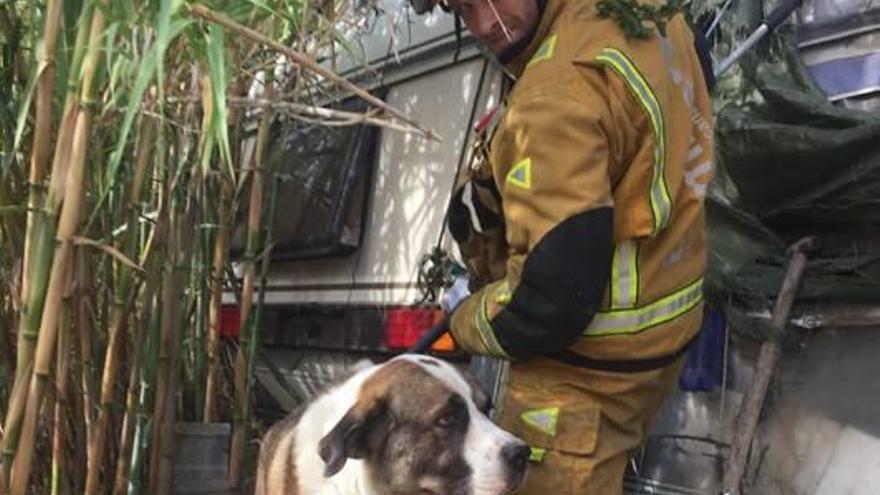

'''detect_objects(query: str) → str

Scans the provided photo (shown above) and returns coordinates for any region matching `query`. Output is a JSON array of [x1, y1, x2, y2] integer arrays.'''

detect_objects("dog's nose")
[[501, 442, 531, 472]]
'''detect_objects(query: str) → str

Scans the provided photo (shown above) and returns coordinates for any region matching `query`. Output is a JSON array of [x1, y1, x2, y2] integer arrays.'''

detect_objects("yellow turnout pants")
[[495, 356, 685, 494]]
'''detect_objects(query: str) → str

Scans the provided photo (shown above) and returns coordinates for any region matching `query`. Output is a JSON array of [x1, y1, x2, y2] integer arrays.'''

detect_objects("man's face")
[[447, 0, 540, 59]]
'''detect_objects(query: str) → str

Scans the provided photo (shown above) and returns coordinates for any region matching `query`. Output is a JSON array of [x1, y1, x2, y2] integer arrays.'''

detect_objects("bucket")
[[172, 422, 230, 494]]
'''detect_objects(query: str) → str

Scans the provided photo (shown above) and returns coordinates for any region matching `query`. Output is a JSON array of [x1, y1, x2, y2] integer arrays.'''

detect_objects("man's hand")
[[441, 275, 471, 314]]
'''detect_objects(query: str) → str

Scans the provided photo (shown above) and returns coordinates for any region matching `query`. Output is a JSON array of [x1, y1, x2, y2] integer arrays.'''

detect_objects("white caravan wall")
[[258, 58, 503, 305], [334, 0, 457, 75]]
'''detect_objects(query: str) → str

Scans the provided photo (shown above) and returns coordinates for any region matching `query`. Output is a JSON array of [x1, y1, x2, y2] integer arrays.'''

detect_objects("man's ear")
[[318, 398, 385, 477]]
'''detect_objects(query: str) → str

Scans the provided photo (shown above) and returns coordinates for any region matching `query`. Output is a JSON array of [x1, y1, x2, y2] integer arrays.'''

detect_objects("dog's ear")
[[318, 398, 385, 477]]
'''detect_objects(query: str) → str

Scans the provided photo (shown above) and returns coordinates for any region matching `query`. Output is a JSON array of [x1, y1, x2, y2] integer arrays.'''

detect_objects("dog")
[[254, 354, 530, 495]]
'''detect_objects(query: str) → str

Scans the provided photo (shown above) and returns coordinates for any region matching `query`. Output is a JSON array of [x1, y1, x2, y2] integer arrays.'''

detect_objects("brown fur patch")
[[254, 406, 305, 495]]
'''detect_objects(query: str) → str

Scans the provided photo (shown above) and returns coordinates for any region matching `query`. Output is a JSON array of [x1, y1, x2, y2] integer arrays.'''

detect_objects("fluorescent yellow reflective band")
[[529, 447, 547, 462], [475, 290, 510, 357], [596, 48, 672, 233], [610, 241, 639, 309], [585, 278, 703, 337], [506, 157, 532, 190], [521, 407, 559, 436], [494, 282, 512, 304], [527, 33, 558, 69]]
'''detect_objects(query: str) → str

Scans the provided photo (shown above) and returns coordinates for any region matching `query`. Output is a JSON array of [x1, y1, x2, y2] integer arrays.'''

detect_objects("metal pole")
[[713, 0, 805, 78]]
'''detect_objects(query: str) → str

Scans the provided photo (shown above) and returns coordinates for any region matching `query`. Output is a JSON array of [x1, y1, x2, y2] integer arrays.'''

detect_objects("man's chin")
[[495, 34, 534, 64]]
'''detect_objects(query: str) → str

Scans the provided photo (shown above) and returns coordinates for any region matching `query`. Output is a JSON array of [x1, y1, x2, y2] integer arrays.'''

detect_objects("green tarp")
[[706, 37, 880, 340]]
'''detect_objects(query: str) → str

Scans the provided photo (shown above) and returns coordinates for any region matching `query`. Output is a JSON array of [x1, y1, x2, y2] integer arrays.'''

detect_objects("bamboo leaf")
[[71, 236, 146, 275], [0, 205, 27, 215], [205, 24, 233, 179], [8, 63, 42, 168], [105, 17, 189, 187]]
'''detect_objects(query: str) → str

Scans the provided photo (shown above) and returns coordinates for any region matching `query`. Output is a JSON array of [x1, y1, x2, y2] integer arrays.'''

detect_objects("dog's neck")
[[313, 459, 380, 495]]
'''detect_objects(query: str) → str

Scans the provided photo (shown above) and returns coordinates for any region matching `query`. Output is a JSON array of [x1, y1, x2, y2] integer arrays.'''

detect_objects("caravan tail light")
[[384, 308, 452, 352], [220, 305, 241, 338]]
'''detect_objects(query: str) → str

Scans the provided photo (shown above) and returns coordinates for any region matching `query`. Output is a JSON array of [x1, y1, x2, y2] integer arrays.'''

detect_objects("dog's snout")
[[502, 442, 531, 472]]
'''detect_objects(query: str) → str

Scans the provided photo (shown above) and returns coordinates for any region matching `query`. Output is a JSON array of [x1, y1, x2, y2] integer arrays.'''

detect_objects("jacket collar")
[[503, 0, 567, 77]]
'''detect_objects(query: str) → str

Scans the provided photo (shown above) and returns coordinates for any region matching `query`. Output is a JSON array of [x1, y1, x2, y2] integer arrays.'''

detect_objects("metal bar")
[[713, 0, 805, 78], [706, 0, 736, 38], [407, 316, 450, 354], [714, 25, 769, 77]]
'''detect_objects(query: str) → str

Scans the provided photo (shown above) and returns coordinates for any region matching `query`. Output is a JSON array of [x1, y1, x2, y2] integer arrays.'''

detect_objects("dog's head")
[[318, 355, 528, 495]]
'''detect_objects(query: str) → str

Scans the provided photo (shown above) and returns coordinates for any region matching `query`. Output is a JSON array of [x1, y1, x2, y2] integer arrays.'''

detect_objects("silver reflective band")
[[611, 241, 638, 309], [586, 278, 703, 336], [596, 48, 672, 233]]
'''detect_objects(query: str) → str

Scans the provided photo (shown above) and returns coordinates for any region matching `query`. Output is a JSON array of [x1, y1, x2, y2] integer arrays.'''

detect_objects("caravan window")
[[233, 97, 380, 260]]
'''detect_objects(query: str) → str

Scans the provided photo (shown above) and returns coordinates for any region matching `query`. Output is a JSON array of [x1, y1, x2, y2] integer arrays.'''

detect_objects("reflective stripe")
[[494, 282, 511, 304], [610, 241, 638, 308], [475, 290, 510, 357], [527, 33, 558, 69], [506, 157, 532, 190], [585, 278, 703, 337], [596, 48, 672, 233], [529, 447, 547, 462], [521, 407, 559, 437]]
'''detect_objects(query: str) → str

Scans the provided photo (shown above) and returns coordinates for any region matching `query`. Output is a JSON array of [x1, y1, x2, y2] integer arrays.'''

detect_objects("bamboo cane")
[[19, 0, 63, 332], [126, 210, 168, 495], [8, 5, 106, 493], [84, 278, 141, 495], [51, 289, 72, 495], [152, 193, 196, 495], [76, 243, 95, 456], [111, 94, 158, 495], [0, 364, 29, 494], [202, 80, 231, 424], [85, 86, 157, 494], [228, 73, 274, 490], [2, 0, 93, 478]]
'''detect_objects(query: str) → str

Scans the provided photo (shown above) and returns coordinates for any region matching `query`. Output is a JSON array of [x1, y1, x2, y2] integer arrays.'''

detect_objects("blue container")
[[678, 307, 725, 392]]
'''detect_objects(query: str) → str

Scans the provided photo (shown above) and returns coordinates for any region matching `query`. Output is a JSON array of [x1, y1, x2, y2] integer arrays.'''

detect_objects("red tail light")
[[220, 305, 241, 338], [384, 308, 452, 352]]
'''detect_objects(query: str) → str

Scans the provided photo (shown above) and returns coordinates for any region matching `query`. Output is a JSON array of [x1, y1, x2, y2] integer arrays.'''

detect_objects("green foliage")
[[596, 0, 690, 38]]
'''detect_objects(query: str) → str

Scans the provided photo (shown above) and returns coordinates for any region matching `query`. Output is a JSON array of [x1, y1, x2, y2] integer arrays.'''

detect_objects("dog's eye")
[[436, 409, 459, 428], [435, 396, 467, 428]]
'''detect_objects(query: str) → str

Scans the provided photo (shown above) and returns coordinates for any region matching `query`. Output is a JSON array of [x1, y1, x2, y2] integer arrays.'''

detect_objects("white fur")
[[287, 355, 522, 495], [395, 355, 524, 495]]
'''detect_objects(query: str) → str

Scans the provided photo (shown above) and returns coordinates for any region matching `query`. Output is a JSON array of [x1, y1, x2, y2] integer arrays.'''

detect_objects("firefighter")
[[419, 0, 716, 492]]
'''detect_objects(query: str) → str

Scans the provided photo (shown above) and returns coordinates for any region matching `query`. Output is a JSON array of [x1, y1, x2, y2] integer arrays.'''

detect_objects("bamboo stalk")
[[0, 364, 29, 493], [228, 74, 274, 490], [9, 5, 106, 493], [152, 198, 195, 495], [15, 0, 89, 384], [112, 98, 158, 495], [126, 209, 168, 495], [85, 282, 141, 495], [85, 112, 152, 495], [202, 179, 231, 422], [20, 0, 63, 323], [3, 0, 93, 477], [76, 246, 95, 459], [187, 3, 439, 141], [51, 288, 73, 495], [202, 74, 231, 423]]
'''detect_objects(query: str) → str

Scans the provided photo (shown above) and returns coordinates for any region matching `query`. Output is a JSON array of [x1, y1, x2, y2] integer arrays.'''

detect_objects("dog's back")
[[253, 407, 305, 495]]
